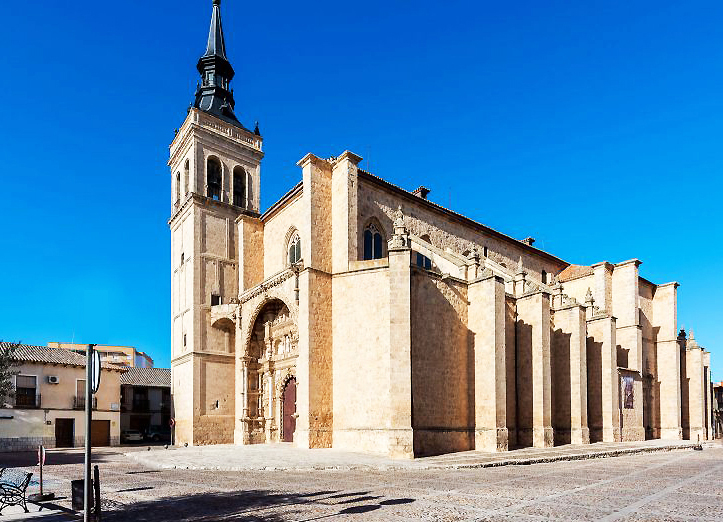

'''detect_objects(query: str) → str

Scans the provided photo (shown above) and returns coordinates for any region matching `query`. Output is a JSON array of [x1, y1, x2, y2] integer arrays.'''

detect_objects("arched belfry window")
[[288, 233, 301, 265], [175, 172, 181, 205], [184, 159, 190, 195], [207, 157, 222, 201], [233, 166, 246, 207], [363, 224, 384, 260]]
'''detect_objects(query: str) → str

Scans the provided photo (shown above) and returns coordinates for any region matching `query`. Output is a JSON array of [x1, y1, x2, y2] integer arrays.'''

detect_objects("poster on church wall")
[[622, 376, 634, 409]]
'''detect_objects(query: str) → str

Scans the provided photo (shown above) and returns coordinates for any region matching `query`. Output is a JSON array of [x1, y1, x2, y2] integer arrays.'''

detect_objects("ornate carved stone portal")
[[241, 298, 298, 444]]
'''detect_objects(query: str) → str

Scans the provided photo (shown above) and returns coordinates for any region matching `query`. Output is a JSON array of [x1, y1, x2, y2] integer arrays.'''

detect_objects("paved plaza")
[[123, 439, 700, 471], [1, 442, 722, 521]]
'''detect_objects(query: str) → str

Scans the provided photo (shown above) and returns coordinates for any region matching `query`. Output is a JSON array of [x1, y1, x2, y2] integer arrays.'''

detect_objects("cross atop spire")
[[193, 0, 244, 127]]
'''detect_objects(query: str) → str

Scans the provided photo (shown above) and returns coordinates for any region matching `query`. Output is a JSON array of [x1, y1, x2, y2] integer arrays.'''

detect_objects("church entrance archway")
[[243, 298, 298, 444], [282, 377, 297, 442]]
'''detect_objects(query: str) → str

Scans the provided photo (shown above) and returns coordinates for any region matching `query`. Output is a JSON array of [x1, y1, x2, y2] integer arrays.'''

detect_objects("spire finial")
[[193, 0, 244, 126], [585, 287, 594, 306]]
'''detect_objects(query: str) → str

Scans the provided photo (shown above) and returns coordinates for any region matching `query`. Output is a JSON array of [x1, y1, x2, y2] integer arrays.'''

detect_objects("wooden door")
[[90, 420, 110, 447], [55, 418, 74, 448], [282, 377, 296, 443]]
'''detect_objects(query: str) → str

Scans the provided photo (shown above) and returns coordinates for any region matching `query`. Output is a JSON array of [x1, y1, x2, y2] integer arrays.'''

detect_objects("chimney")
[[412, 186, 430, 200]]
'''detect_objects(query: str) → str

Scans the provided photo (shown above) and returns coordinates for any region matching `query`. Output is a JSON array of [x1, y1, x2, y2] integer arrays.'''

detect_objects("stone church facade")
[[169, 1, 716, 458]]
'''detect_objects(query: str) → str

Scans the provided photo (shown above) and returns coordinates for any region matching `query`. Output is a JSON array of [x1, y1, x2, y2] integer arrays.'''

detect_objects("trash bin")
[[71, 479, 93, 511]]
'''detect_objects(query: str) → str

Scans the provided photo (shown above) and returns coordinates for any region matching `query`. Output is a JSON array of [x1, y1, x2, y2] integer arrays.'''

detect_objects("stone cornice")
[[517, 288, 552, 300], [240, 267, 297, 304], [469, 269, 504, 286], [259, 181, 303, 222], [587, 313, 617, 323], [296, 153, 330, 169], [168, 192, 259, 225], [615, 258, 642, 269], [591, 261, 614, 272], [552, 301, 585, 312], [331, 150, 363, 166]]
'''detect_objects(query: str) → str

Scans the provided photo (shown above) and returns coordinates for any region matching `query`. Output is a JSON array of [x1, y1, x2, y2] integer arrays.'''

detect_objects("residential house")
[[0, 343, 125, 451]]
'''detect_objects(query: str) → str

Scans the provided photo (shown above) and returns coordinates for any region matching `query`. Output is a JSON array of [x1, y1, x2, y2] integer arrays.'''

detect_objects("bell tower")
[[169, 0, 263, 446]]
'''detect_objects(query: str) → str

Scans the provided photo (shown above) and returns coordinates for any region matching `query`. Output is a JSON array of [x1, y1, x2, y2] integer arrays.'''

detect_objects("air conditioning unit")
[[47, 376, 60, 384], [110, 403, 120, 411]]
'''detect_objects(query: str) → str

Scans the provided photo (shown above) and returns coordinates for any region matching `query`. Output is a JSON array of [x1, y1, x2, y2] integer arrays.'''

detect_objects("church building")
[[169, 0, 716, 457]]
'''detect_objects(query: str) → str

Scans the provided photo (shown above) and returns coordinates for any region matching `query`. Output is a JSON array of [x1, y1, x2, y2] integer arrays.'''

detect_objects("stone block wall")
[[357, 178, 566, 283], [515, 291, 553, 448], [551, 304, 589, 445], [411, 270, 474, 456], [505, 295, 518, 447], [332, 265, 391, 454]]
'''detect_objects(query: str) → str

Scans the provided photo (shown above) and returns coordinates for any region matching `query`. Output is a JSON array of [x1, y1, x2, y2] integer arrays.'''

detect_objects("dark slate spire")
[[193, 0, 243, 127], [204, 0, 227, 60]]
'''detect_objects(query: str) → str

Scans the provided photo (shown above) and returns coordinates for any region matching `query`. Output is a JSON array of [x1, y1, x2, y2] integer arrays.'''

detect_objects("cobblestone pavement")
[[2, 443, 722, 521], [124, 439, 701, 471]]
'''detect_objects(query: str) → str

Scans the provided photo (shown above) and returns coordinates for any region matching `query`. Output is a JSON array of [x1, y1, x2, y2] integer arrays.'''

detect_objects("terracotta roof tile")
[[558, 264, 594, 282], [0, 342, 126, 372], [120, 367, 171, 387]]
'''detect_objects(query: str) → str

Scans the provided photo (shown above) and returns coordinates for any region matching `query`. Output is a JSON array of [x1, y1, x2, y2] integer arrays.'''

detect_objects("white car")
[[121, 430, 144, 443]]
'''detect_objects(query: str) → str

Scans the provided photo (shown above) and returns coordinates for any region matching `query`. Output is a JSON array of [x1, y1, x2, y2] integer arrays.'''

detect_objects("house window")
[[211, 294, 221, 306], [288, 233, 301, 265], [207, 157, 222, 200], [542, 270, 547, 284], [15, 375, 38, 408], [233, 166, 246, 207], [416, 253, 432, 270], [483, 246, 488, 257], [363, 224, 384, 260]]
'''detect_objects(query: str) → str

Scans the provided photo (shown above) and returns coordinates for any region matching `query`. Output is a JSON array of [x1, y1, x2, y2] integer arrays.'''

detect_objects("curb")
[[124, 442, 701, 472]]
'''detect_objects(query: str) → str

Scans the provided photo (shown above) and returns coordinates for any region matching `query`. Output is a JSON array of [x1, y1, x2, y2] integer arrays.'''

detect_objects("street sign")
[[91, 350, 101, 394]]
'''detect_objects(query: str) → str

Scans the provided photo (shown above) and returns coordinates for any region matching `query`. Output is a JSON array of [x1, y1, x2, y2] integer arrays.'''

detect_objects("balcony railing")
[[13, 394, 41, 409], [73, 396, 98, 410]]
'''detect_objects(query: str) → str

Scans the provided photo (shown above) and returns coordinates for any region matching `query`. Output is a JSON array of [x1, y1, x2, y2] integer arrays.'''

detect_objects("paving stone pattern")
[[125, 439, 700, 471], [2, 442, 722, 521]]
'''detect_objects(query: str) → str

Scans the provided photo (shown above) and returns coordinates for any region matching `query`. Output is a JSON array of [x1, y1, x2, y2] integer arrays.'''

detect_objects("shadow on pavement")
[[3, 450, 115, 468], [99, 488, 415, 521]]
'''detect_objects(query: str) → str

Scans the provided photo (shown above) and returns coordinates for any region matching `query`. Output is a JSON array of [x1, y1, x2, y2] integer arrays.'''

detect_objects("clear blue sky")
[[0, 1, 721, 378]]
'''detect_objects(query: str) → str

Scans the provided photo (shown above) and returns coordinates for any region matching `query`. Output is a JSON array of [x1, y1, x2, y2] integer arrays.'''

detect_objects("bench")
[[0, 468, 33, 514]]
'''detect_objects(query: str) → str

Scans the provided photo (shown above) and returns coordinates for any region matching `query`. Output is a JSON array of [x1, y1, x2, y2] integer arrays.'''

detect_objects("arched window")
[[288, 233, 301, 265], [541, 270, 547, 284], [363, 224, 384, 260], [184, 159, 190, 195], [207, 157, 222, 200], [175, 172, 181, 205], [233, 166, 246, 207]]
